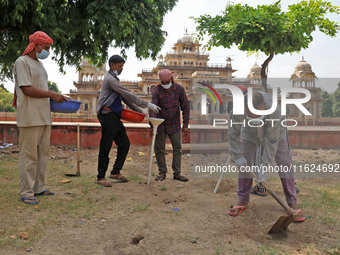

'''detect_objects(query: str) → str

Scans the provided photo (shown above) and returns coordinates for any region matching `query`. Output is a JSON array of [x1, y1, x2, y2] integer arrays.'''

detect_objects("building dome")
[[180, 34, 193, 43], [295, 57, 312, 72], [80, 57, 90, 67], [250, 62, 261, 74]]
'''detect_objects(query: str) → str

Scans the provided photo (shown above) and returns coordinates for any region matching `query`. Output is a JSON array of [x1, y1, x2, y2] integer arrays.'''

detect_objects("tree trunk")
[[261, 51, 275, 92]]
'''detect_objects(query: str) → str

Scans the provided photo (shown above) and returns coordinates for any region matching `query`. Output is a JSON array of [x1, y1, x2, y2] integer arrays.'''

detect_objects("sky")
[[3, 0, 340, 94]]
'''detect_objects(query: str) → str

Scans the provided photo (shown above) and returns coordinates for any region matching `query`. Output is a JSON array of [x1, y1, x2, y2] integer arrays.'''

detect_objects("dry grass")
[[0, 147, 339, 254]]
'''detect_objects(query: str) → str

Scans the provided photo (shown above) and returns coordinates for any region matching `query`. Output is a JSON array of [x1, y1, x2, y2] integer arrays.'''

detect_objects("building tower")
[[289, 57, 321, 117], [247, 62, 262, 84], [67, 58, 106, 114]]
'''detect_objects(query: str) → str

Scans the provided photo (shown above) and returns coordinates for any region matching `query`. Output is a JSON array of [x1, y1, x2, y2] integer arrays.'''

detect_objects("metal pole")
[[213, 154, 231, 193]]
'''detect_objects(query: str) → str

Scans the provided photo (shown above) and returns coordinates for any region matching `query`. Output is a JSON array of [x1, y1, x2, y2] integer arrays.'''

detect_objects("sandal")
[[97, 178, 113, 187], [251, 185, 267, 197], [35, 189, 55, 196], [228, 205, 248, 216], [293, 209, 306, 222], [173, 174, 188, 182], [109, 174, 129, 182], [155, 174, 166, 181], [21, 197, 39, 205]]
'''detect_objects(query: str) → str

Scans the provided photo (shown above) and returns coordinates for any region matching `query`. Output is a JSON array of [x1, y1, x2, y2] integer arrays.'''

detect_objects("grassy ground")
[[0, 146, 339, 254]]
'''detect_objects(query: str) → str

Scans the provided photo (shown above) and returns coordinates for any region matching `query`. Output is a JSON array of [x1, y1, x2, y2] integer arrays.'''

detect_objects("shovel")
[[250, 172, 297, 234], [65, 124, 81, 177], [147, 117, 165, 185]]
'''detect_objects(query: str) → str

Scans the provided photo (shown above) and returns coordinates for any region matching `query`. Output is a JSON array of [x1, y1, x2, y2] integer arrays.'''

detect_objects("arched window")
[[207, 101, 212, 113], [189, 100, 194, 110]]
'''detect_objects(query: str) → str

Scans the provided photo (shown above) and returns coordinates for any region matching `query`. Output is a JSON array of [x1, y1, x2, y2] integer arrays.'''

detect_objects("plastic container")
[[50, 99, 82, 113], [121, 109, 146, 122]]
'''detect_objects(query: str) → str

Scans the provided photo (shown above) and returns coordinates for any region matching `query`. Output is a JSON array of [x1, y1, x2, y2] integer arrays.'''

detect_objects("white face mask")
[[36, 45, 50, 60], [161, 82, 172, 89]]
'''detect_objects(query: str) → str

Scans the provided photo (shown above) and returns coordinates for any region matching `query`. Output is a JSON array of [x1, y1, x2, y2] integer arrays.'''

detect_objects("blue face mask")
[[36, 45, 50, 60], [113, 70, 119, 76]]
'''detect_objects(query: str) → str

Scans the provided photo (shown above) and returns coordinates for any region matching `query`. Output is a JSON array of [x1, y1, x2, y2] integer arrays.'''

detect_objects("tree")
[[194, 0, 340, 91], [0, 0, 178, 80], [321, 91, 333, 117], [48, 81, 61, 93], [0, 83, 9, 92], [0, 84, 15, 112], [333, 82, 340, 117]]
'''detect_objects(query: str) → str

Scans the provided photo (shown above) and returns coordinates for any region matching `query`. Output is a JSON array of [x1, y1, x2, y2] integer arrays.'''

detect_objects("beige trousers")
[[18, 125, 51, 198]]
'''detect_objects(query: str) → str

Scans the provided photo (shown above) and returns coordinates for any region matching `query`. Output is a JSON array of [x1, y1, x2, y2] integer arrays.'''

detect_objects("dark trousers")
[[154, 130, 182, 176], [97, 112, 130, 180]]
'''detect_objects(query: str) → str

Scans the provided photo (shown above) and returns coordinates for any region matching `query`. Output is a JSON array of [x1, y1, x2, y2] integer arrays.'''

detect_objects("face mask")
[[36, 45, 50, 60], [113, 70, 119, 76], [161, 82, 172, 89]]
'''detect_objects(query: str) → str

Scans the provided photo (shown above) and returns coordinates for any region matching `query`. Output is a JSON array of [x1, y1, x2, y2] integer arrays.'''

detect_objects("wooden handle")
[[249, 171, 295, 215], [258, 181, 295, 215]]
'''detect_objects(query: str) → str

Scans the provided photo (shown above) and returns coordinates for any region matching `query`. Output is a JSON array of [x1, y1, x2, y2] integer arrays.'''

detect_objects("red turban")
[[22, 31, 53, 56], [13, 31, 54, 107], [237, 84, 248, 94], [158, 69, 173, 82]]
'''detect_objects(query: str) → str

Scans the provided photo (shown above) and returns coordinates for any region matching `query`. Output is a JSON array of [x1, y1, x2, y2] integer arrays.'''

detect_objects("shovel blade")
[[268, 215, 295, 234]]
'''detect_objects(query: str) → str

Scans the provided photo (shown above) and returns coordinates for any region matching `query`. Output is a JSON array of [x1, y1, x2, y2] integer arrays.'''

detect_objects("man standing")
[[227, 89, 305, 222], [151, 69, 190, 182], [96, 55, 160, 187], [13, 31, 68, 205]]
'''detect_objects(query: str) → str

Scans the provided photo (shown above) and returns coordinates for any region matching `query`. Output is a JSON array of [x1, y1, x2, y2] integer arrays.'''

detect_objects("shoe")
[[173, 174, 188, 182], [109, 174, 129, 182], [155, 174, 166, 181], [21, 197, 39, 205], [34, 189, 55, 196], [228, 205, 248, 216], [250, 185, 267, 197], [97, 178, 112, 187], [293, 209, 306, 222]]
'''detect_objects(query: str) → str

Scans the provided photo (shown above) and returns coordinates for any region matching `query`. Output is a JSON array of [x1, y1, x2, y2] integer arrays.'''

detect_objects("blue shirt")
[[108, 94, 123, 116]]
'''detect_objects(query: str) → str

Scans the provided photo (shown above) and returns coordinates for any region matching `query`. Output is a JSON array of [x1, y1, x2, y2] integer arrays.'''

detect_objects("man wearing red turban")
[[13, 31, 67, 205]]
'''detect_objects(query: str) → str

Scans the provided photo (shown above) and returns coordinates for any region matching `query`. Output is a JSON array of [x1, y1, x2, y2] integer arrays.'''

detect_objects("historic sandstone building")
[[67, 34, 321, 119]]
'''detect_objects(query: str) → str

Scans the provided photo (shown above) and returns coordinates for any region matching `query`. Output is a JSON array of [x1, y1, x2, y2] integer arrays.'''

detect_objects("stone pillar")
[[92, 96, 97, 115]]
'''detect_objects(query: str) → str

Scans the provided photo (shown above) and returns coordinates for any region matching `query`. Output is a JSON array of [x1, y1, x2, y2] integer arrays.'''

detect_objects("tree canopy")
[[321, 91, 333, 117], [48, 81, 61, 93], [332, 82, 340, 117], [0, 0, 178, 80], [194, 0, 340, 91], [0, 84, 15, 112]]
